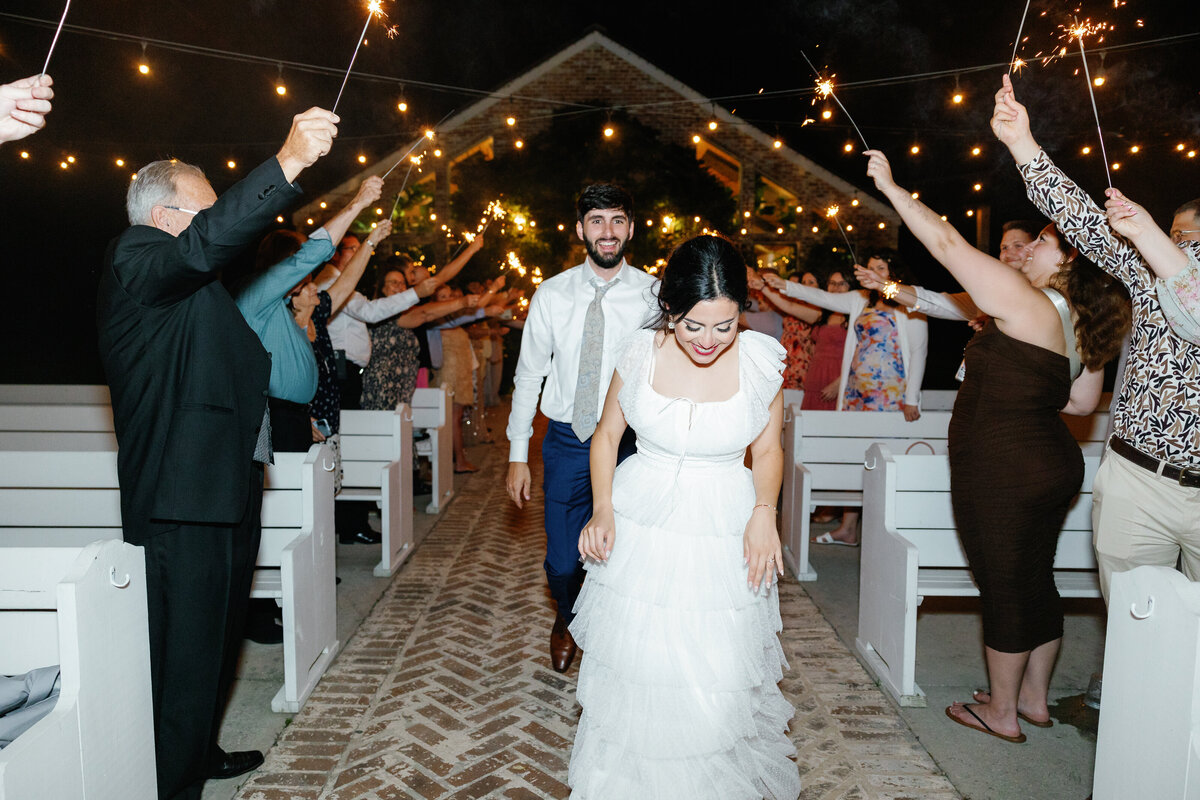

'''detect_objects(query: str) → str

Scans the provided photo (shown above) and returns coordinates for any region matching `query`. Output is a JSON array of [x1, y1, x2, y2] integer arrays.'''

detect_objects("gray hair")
[[1174, 198, 1200, 221], [126, 159, 207, 226]]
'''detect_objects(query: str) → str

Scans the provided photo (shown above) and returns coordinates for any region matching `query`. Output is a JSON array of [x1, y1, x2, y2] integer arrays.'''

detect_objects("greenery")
[[447, 109, 738, 287]]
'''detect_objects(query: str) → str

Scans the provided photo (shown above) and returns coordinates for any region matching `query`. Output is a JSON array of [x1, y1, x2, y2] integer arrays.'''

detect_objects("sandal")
[[811, 531, 859, 547], [945, 704, 1026, 743], [971, 689, 1053, 728]]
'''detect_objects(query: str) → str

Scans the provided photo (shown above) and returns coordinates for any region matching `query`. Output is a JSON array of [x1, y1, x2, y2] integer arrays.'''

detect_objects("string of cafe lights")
[[4, 11, 1196, 234]]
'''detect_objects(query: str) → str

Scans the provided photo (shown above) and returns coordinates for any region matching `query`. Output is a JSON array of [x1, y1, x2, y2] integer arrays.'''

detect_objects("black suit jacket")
[[97, 158, 301, 541]]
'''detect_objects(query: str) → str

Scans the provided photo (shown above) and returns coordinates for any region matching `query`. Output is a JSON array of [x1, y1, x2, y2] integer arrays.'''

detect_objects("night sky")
[[1, 0, 1196, 383]]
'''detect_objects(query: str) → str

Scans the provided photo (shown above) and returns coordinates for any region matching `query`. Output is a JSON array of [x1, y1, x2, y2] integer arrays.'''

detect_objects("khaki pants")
[[1093, 448, 1200, 601]]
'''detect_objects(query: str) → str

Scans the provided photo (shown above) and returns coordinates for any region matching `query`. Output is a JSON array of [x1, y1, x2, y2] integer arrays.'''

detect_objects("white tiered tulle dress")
[[567, 328, 801, 800]]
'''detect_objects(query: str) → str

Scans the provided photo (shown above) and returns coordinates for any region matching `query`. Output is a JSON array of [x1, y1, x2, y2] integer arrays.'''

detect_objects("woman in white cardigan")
[[764, 253, 928, 545], [765, 254, 928, 417]]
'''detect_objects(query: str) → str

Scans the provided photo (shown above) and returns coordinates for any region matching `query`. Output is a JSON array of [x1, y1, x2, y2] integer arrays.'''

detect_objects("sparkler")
[[825, 205, 858, 264], [332, 0, 386, 116], [40, 0, 71, 76], [448, 200, 507, 260], [1008, 0, 1032, 74], [1072, 19, 1113, 188], [800, 50, 869, 151]]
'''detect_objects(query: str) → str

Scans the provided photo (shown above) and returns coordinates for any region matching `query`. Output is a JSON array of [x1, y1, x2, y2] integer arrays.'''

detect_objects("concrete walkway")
[[221, 411, 960, 800]]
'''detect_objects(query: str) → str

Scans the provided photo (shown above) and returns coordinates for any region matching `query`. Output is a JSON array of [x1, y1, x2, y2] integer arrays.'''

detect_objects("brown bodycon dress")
[[948, 321, 1084, 653]]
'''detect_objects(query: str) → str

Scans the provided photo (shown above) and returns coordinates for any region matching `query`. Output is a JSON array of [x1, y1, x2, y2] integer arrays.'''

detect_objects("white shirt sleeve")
[[781, 283, 862, 314], [336, 288, 420, 323], [903, 313, 929, 407], [506, 287, 555, 462]]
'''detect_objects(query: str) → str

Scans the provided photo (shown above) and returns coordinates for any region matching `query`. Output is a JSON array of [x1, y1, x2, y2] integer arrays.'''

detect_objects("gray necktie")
[[571, 277, 619, 442]]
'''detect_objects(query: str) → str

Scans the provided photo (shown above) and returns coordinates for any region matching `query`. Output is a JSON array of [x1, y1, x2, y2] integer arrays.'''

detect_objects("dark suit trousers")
[[142, 465, 263, 800]]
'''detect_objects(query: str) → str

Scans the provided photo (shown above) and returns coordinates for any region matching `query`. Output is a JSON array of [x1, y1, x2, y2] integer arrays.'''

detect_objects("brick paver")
[[237, 416, 959, 800]]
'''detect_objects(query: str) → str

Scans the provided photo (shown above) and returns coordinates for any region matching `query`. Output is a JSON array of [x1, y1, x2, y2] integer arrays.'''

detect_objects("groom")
[[505, 183, 658, 672]]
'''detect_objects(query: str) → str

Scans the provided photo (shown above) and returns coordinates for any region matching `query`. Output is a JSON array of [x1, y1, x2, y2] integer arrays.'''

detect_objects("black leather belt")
[[1109, 435, 1200, 488]]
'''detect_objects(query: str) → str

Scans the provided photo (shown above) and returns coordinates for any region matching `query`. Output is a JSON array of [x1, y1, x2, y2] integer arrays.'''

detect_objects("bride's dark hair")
[[650, 234, 750, 330]]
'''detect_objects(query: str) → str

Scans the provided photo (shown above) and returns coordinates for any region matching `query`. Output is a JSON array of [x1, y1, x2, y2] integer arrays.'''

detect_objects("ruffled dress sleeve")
[[1156, 244, 1200, 347], [738, 330, 786, 436]]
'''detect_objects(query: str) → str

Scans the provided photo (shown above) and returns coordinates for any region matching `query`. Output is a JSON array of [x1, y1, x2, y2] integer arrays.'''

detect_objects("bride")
[[568, 234, 801, 799]]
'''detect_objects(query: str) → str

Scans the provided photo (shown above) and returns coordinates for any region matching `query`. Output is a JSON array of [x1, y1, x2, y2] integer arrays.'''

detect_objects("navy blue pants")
[[541, 419, 634, 622]]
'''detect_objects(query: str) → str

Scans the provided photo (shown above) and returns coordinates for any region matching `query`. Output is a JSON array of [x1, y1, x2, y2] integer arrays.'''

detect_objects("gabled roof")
[[298, 29, 899, 227]]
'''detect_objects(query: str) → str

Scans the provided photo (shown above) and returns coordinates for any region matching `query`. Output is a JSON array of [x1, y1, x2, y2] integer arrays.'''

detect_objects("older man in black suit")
[[97, 107, 338, 800]]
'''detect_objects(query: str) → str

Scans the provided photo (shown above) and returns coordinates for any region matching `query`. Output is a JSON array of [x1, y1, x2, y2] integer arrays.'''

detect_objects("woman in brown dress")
[[864, 148, 1128, 744]]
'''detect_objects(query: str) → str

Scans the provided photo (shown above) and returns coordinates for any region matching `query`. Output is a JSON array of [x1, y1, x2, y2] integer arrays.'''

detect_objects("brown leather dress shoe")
[[550, 614, 578, 673]]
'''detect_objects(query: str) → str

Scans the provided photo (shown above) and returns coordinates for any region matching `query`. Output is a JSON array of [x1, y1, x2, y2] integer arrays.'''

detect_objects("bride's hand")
[[744, 506, 783, 592], [579, 506, 616, 562]]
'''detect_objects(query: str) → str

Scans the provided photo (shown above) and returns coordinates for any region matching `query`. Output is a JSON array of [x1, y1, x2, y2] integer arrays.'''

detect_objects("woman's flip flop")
[[945, 704, 1027, 743]]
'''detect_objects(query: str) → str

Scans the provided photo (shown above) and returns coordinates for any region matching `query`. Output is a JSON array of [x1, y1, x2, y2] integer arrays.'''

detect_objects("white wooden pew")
[[779, 408, 953, 582], [0, 540, 156, 800], [854, 443, 1101, 707], [411, 387, 454, 514], [338, 407, 415, 576], [0, 385, 110, 405], [0, 444, 339, 713], [1093, 566, 1200, 800]]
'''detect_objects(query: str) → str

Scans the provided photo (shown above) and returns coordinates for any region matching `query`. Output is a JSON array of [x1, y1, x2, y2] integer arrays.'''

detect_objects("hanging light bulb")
[[137, 41, 151, 76], [275, 64, 286, 96]]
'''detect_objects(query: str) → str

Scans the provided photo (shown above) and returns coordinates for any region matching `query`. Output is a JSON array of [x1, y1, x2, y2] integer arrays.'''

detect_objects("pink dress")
[[780, 317, 814, 390], [801, 322, 847, 410]]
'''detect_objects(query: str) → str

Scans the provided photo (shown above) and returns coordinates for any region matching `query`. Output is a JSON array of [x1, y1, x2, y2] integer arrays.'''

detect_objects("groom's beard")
[[584, 235, 629, 270]]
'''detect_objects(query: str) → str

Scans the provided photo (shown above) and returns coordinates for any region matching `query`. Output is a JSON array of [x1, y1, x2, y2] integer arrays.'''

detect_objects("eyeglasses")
[[1171, 230, 1200, 244], [163, 205, 199, 215]]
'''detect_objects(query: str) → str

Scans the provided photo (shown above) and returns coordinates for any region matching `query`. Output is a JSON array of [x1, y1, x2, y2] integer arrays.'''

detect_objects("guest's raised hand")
[[484, 304, 505, 317], [1104, 188, 1151, 240], [743, 506, 783, 592], [351, 175, 385, 210], [968, 314, 990, 332], [413, 276, 439, 298], [0, 74, 53, 144], [761, 272, 787, 292], [365, 218, 392, 247], [463, 294, 481, 309], [854, 263, 885, 290], [579, 507, 617, 562], [863, 150, 899, 194], [277, 107, 339, 182], [990, 74, 1034, 151]]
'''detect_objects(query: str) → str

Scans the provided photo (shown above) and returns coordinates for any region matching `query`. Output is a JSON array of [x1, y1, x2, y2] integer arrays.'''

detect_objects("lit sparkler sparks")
[[332, 0, 388, 115], [40, 0, 71, 76], [1071, 18, 1113, 188], [505, 251, 527, 277], [800, 50, 869, 151], [825, 204, 859, 264]]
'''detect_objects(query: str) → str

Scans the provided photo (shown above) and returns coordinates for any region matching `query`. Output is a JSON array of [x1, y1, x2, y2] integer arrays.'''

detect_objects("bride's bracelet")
[[752, 503, 776, 513]]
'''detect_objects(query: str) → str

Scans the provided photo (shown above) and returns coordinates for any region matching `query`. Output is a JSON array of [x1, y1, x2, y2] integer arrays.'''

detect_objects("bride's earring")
[[668, 321, 675, 330]]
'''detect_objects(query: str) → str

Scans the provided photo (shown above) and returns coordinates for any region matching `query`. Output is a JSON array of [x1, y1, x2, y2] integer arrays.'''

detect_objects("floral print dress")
[[361, 319, 421, 410], [780, 316, 815, 390], [843, 308, 906, 411]]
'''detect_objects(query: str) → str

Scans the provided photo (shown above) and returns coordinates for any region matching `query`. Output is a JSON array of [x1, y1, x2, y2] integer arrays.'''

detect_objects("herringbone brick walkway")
[[235, 417, 959, 800]]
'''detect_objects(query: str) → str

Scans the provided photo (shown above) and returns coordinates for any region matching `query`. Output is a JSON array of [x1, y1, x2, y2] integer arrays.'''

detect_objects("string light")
[[557, 224, 564, 231], [375, 207, 383, 215], [138, 62, 150, 75], [59, 161, 68, 169], [275, 63, 286, 96], [1112, 162, 1121, 170], [433, 149, 442, 157], [514, 139, 524, 149], [1177, 143, 1187, 151], [773, 139, 782, 149], [319, 201, 327, 209], [708, 120, 718, 131], [1082, 146, 1092, 154], [811, 226, 819, 233], [20, 151, 29, 159], [911, 192, 920, 199], [115, 157, 124, 166], [850, 198, 859, 207], [973, 183, 982, 191], [1130, 145, 1140, 154], [276, 216, 284, 223], [967, 209, 975, 217], [506, 116, 516, 126], [910, 144, 920, 155], [843, 143, 854, 153], [971, 146, 982, 156], [1189, 151, 1197, 159], [357, 154, 367, 163], [397, 101, 408, 112], [276, 83, 286, 96], [226, 160, 236, 169], [66, 155, 75, 163], [305, 218, 314, 225], [604, 126, 614, 138], [821, 109, 832, 120], [878, 222, 886, 229]]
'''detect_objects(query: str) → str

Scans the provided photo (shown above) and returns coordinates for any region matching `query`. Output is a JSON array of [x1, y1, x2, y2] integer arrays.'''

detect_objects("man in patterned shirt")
[[993, 74, 1200, 599]]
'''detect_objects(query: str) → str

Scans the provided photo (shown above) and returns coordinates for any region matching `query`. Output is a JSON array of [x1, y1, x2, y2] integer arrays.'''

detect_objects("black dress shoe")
[[339, 530, 381, 545], [207, 749, 264, 780], [550, 614, 578, 673]]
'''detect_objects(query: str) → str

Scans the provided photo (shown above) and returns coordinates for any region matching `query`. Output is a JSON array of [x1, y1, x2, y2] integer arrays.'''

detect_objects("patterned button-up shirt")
[[1020, 150, 1200, 468]]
